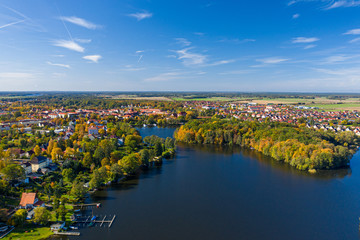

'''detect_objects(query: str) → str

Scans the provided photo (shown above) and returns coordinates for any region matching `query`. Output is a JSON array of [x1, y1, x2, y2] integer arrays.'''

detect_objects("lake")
[[65, 127, 360, 240]]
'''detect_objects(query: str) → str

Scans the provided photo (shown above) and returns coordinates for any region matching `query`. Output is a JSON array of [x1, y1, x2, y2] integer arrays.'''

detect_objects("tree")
[[56, 205, 67, 221], [34, 207, 51, 225], [118, 153, 141, 175], [9, 209, 27, 226], [140, 149, 150, 166], [89, 168, 107, 189], [82, 152, 93, 168], [70, 181, 87, 200], [47, 139, 55, 155], [51, 147, 63, 161], [110, 163, 123, 181], [1, 164, 25, 181], [155, 142, 163, 156], [62, 168, 75, 182], [125, 135, 142, 149], [34, 145, 41, 156]]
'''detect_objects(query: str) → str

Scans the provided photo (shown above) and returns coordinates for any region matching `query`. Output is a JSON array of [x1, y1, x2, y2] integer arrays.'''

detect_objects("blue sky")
[[1, 0, 360, 92]]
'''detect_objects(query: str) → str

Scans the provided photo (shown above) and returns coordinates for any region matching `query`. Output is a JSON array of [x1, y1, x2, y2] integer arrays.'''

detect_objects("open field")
[[234, 97, 360, 111], [100, 94, 173, 101], [310, 103, 360, 111], [241, 97, 360, 105], [3, 225, 53, 240], [172, 97, 244, 101]]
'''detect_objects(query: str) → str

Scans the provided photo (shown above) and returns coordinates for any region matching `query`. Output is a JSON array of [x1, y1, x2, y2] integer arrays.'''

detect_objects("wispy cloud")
[[319, 54, 360, 64], [292, 37, 320, 43], [344, 28, 360, 35], [304, 44, 317, 49], [53, 40, 85, 52], [218, 38, 256, 44], [75, 38, 92, 43], [325, 0, 360, 10], [0, 19, 25, 30], [206, 59, 236, 66], [315, 67, 360, 75], [59, 16, 100, 29], [288, 0, 360, 10], [219, 70, 254, 75], [175, 38, 191, 47], [1, 5, 45, 32], [349, 37, 360, 43], [121, 65, 146, 71], [0, 72, 35, 79], [47, 61, 70, 69], [128, 11, 153, 21], [292, 13, 300, 19], [174, 48, 207, 66], [256, 57, 289, 64], [83, 55, 102, 63], [144, 72, 181, 82]]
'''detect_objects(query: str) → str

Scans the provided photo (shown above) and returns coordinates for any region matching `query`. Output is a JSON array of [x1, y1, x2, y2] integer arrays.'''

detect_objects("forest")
[[174, 119, 360, 170]]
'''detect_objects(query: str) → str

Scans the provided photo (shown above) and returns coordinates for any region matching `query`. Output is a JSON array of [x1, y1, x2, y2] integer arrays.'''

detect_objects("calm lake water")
[[64, 127, 360, 240]]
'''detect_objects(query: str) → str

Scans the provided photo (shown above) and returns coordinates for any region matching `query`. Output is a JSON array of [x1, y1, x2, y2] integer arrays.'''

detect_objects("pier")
[[74, 214, 116, 228], [54, 232, 81, 236], [73, 203, 101, 210]]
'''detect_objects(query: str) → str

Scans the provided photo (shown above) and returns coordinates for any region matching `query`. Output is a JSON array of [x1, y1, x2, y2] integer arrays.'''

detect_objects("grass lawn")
[[3, 225, 53, 240], [172, 97, 242, 101], [310, 103, 360, 111]]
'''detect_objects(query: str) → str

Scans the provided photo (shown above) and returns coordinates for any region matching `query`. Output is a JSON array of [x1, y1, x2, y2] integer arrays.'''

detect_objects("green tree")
[[34, 207, 51, 225], [140, 149, 150, 166], [118, 153, 141, 175], [9, 209, 27, 226], [70, 181, 87, 200], [1, 164, 25, 181]]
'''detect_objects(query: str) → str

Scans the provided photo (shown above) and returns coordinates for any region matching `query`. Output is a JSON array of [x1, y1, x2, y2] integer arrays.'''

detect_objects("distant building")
[[30, 156, 51, 173]]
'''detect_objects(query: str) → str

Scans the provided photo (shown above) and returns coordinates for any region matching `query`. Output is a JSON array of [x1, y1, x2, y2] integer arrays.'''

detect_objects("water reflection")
[[177, 142, 352, 180]]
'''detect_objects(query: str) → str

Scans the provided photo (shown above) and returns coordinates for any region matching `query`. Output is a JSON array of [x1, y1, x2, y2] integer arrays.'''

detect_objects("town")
[[0, 94, 360, 239]]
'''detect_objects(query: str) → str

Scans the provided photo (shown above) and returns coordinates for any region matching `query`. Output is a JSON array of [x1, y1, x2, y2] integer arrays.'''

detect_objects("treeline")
[[174, 119, 359, 170]]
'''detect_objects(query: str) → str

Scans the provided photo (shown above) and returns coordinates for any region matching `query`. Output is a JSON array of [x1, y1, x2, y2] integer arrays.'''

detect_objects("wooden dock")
[[54, 231, 80, 236], [74, 215, 116, 228], [73, 203, 101, 209]]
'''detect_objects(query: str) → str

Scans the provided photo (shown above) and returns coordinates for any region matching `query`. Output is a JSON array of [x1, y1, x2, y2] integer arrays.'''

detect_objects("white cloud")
[[60, 16, 100, 29], [174, 48, 207, 66], [83, 55, 102, 63], [344, 28, 360, 35], [75, 38, 92, 43], [256, 57, 289, 64], [304, 44, 317, 49], [0, 19, 25, 29], [144, 72, 181, 82], [206, 59, 236, 66], [0, 72, 35, 78], [47, 61, 70, 69], [325, 0, 360, 9], [315, 67, 360, 75], [53, 40, 85, 52], [218, 38, 256, 44], [128, 12, 153, 21], [292, 13, 300, 19], [289, 0, 360, 10], [175, 38, 191, 47], [292, 37, 320, 43], [349, 37, 360, 43]]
